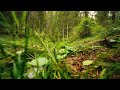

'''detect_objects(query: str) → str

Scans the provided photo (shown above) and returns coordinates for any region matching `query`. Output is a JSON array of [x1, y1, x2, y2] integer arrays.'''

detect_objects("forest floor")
[[1, 35, 120, 79], [64, 36, 120, 79], [65, 48, 120, 79]]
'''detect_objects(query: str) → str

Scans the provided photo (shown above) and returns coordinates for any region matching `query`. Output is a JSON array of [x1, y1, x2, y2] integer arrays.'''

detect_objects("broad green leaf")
[[59, 49, 66, 54], [109, 39, 116, 42], [83, 60, 94, 66], [65, 46, 73, 50], [27, 57, 48, 67], [57, 55, 62, 60], [57, 54, 67, 60]]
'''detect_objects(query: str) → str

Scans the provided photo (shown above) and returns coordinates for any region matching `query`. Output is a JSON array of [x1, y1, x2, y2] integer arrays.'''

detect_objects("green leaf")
[[99, 68, 107, 79], [109, 39, 116, 43], [59, 49, 65, 54], [58, 49, 69, 55], [116, 38, 120, 42], [11, 11, 19, 27], [57, 54, 67, 60], [21, 11, 28, 26], [65, 46, 73, 50], [83, 60, 94, 66], [27, 57, 48, 67], [12, 62, 21, 79], [57, 55, 62, 60]]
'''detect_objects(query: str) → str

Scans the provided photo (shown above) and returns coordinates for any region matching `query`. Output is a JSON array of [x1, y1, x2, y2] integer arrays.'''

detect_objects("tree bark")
[[67, 22, 69, 40], [111, 11, 116, 23], [84, 11, 88, 18], [63, 25, 64, 39]]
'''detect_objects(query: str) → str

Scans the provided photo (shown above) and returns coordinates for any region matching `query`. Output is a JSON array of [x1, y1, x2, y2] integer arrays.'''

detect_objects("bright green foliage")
[[58, 49, 69, 55], [102, 27, 120, 38], [71, 17, 103, 40], [1, 11, 120, 79], [27, 57, 48, 67], [80, 18, 92, 38], [11, 11, 20, 27], [99, 68, 107, 79]]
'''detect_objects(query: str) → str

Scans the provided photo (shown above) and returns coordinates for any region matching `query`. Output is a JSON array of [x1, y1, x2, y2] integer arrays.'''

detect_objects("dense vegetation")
[[0, 11, 120, 79]]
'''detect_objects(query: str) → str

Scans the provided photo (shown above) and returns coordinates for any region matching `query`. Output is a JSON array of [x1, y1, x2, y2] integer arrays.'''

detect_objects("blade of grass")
[[21, 11, 28, 25], [11, 11, 19, 27], [99, 68, 107, 79]]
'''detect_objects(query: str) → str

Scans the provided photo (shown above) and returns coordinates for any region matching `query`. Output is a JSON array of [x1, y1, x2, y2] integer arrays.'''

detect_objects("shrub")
[[79, 18, 91, 38], [101, 27, 120, 38], [71, 17, 103, 40]]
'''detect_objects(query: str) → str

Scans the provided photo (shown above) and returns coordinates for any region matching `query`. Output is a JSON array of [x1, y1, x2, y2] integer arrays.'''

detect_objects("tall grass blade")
[[21, 11, 28, 25], [11, 11, 19, 27], [99, 68, 107, 79]]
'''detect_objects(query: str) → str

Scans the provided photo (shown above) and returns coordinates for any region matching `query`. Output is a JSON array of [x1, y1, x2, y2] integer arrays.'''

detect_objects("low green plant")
[[34, 31, 71, 79], [101, 27, 120, 38]]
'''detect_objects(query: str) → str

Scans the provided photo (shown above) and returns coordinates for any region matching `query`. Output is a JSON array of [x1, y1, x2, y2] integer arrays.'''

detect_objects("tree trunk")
[[111, 11, 116, 23], [63, 25, 64, 39], [84, 11, 88, 18], [67, 23, 69, 40]]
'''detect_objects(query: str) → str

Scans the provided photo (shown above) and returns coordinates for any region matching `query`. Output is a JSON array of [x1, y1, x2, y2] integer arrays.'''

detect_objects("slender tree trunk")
[[67, 23, 69, 40], [32, 13, 35, 36], [38, 11, 42, 34], [84, 11, 88, 18], [63, 25, 64, 39], [111, 11, 116, 23], [38, 18, 41, 34]]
